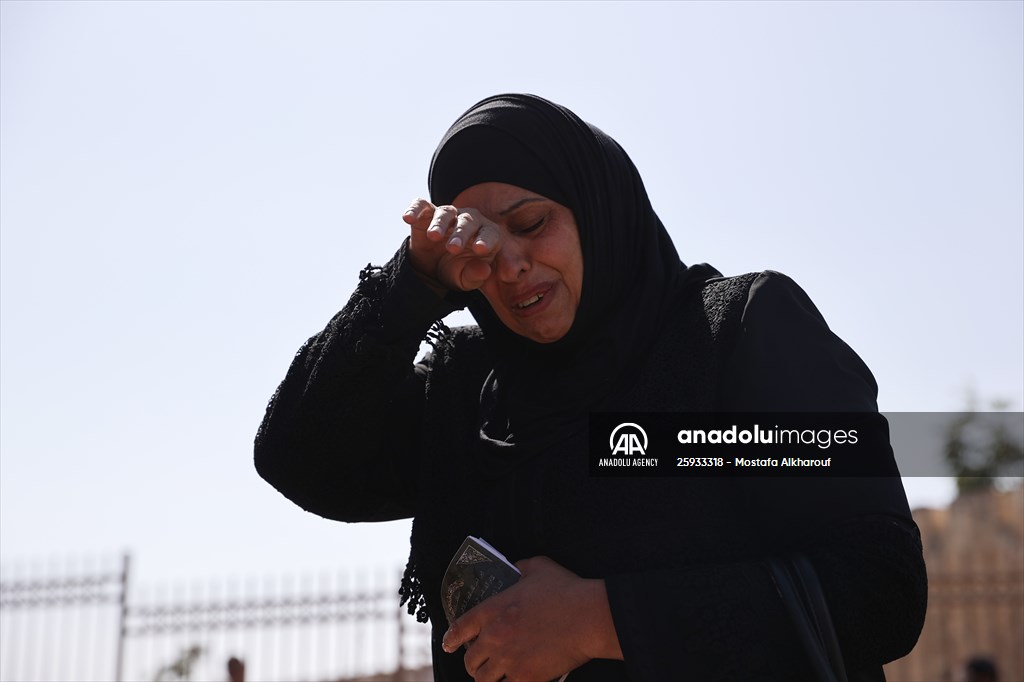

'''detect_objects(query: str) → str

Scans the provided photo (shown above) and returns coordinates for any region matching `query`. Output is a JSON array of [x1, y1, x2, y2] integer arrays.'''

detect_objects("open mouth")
[[509, 284, 555, 318], [516, 293, 545, 309]]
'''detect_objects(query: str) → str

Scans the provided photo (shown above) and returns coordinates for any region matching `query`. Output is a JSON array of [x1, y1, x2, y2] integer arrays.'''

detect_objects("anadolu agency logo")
[[609, 422, 648, 456], [596, 421, 659, 470]]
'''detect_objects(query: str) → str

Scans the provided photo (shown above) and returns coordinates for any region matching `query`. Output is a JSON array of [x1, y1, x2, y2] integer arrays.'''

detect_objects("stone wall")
[[884, 485, 1024, 682]]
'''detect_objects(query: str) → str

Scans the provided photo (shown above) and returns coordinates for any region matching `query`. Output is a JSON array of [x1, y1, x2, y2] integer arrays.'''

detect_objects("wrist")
[[373, 242, 461, 343], [411, 268, 449, 299], [578, 579, 623, 661], [407, 242, 449, 298]]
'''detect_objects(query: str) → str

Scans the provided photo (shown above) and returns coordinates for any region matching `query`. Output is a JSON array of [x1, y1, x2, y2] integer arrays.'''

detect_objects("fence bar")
[[114, 553, 130, 682]]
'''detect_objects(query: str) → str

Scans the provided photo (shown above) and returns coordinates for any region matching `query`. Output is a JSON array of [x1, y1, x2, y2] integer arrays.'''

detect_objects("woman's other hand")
[[441, 556, 623, 682], [403, 198, 502, 296]]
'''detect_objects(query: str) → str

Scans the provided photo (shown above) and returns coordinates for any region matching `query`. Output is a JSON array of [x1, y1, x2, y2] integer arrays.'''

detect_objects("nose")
[[494, 239, 530, 282]]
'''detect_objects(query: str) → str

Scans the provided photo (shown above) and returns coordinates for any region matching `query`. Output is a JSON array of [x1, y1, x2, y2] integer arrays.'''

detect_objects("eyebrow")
[[498, 197, 546, 216]]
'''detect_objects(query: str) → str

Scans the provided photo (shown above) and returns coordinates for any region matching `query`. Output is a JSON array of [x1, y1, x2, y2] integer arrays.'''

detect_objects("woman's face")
[[451, 182, 583, 343]]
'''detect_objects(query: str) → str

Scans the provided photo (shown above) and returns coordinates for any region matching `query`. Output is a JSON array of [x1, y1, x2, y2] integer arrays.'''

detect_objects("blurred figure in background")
[[965, 655, 998, 682], [227, 656, 245, 682]]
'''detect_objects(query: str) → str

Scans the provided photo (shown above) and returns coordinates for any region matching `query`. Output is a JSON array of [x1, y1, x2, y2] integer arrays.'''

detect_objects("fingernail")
[[448, 237, 463, 249], [441, 628, 453, 653]]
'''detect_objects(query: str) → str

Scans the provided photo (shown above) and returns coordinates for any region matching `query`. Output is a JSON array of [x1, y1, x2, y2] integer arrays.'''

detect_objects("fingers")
[[406, 202, 502, 253], [402, 198, 434, 226], [443, 208, 496, 254], [459, 627, 505, 682], [460, 259, 493, 290], [446, 210, 472, 252], [402, 199, 504, 293], [428, 205, 459, 244], [514, 556, 551, 576], [450, 210, 503, 256], [471, 223, 502, 256], [442, 614, 481, 654], [466, 652, 504, 682]]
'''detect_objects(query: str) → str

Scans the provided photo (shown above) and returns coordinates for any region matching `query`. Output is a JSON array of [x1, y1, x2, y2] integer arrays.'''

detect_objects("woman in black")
[[255, 94, 926, 681]]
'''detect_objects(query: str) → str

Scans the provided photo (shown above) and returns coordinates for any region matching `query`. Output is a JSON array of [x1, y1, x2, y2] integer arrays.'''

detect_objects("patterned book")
[[440, 536, 521, 626], [439, 536, 571, 682]]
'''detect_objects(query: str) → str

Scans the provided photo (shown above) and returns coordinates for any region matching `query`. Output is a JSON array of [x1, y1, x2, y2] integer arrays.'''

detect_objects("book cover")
[[440, 537, 570, 682], [440, 536, 521, 627]]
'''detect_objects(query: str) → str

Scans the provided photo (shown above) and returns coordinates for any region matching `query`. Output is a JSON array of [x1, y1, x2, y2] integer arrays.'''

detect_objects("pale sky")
[[1, 1, 1022, 589]]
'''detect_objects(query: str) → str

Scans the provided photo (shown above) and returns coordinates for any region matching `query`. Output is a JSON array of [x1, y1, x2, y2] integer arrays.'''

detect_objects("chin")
[[498, 310, 573, 344], [529, 335, 560, 344], [520, 325, 569, 344]]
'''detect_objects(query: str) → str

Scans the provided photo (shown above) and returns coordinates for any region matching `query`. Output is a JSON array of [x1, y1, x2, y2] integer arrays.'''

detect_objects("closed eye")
[[514, 217, 545, 235]]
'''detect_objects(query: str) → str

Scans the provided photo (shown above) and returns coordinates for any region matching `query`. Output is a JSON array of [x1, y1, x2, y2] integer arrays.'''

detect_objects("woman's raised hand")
[[403, 198, 502, 296]]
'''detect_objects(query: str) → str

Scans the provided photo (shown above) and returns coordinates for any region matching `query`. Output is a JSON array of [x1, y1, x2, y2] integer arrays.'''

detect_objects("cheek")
[[559, 240, 584, 306], [478, 282, 510, 320], [571, 256, 584, 305]]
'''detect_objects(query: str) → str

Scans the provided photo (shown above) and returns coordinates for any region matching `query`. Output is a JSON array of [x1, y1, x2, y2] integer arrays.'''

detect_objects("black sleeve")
[[253, 241, 462, 522], [604, 272, 927, 681], [719, 269, 880, 413]]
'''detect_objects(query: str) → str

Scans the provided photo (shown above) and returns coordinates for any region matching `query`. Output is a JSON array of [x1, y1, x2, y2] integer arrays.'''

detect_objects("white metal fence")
[[0, 554, 432, 682]]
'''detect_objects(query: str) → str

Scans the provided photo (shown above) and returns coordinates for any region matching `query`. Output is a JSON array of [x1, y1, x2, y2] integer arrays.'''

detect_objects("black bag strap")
[[766, 554, 849, 682]]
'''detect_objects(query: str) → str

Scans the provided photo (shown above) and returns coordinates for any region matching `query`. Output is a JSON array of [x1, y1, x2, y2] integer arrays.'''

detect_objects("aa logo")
[[609, 423, 648, 456]]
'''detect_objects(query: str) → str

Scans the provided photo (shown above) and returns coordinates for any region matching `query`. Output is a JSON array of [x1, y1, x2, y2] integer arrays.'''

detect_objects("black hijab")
[[429, 94, 706, 467]]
